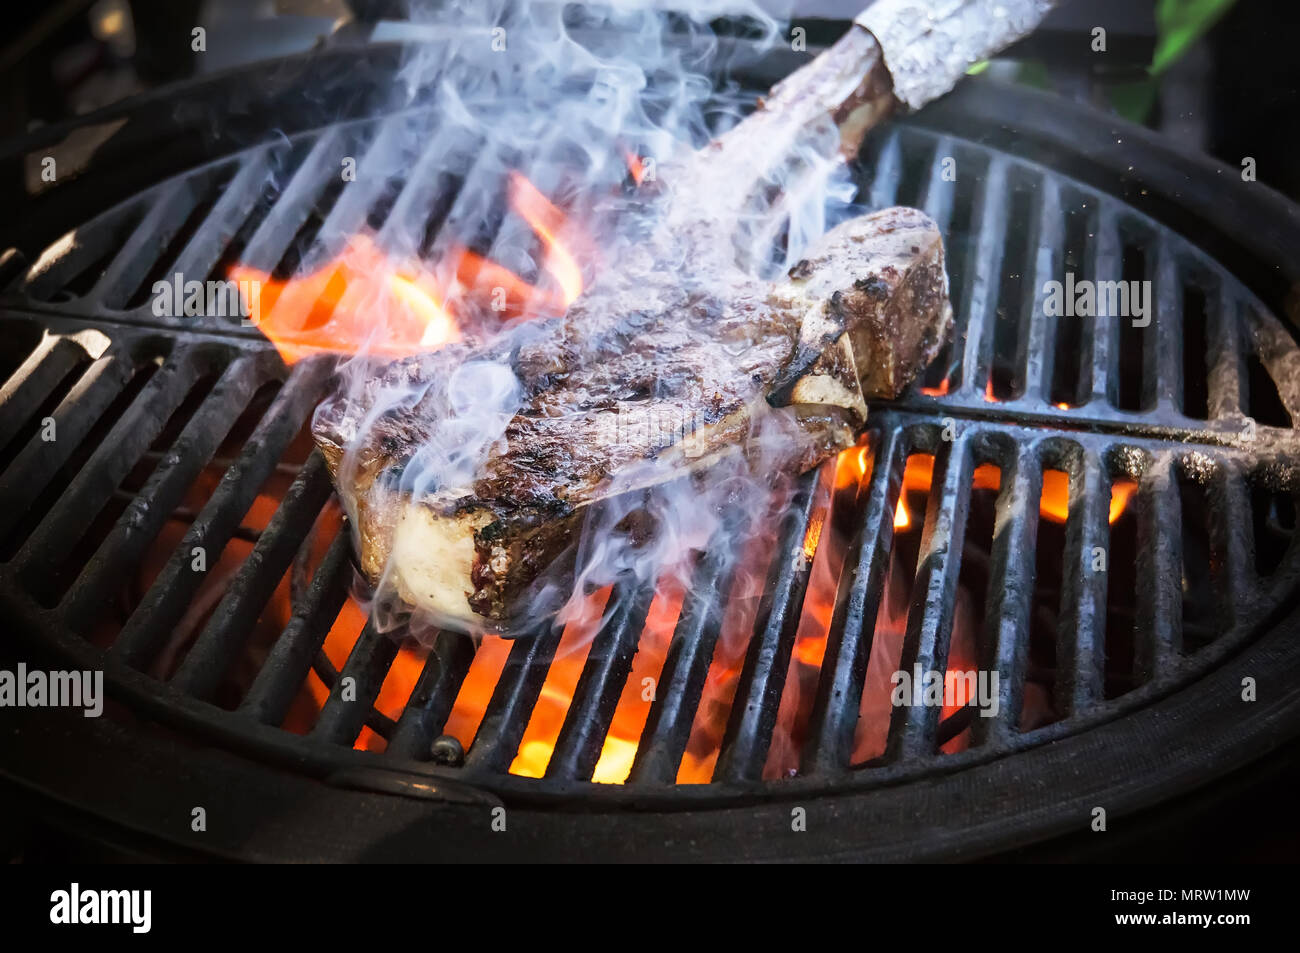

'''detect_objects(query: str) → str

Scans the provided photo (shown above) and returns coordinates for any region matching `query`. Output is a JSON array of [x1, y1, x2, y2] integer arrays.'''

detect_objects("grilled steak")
[[307, 0, 1078, 630], [313, 206, 951, 630]]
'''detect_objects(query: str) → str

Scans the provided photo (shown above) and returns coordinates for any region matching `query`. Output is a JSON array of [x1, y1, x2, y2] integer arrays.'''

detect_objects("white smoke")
[[312, 0, 865, 638]]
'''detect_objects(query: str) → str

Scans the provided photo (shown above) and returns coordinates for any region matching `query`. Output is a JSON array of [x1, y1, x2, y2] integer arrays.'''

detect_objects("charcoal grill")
[[2, 30, 1300, 862]]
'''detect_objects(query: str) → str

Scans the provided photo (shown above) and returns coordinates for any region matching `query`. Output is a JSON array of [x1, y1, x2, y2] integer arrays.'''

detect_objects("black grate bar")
[[169, 148, 283, 288], [1023, 178, 1063, 401], [885, 432, 974, 761], [1152, 238, 1184, 410], [1206, 284, 1247, 420], [14, 349, 199, 577], [1133, 451, 1183, 680], [420, 137, 518, 264], [22, 197, 148, 301], [63, 356, 261, 621], [239, 528, 353, 726], [1085, 203, 1121, 404], [918, 136, 957, 233], [956, 156, 1009, 395], [462, 626, 564, 775], [545, 577, 657, 781], [169, 451, 334, 700], [386, 630, 477, 760], [713, 469, 819, 783], [0, 350, 133, 542], [1208, 460, 1255, 628], [296, 114, 414, 273], [1247, 303, 1300, 425], [375, 120, 480, 254], [91, 179, 199, 309], [971, 438, 1042, 745], [626, 527, 742, 784], [110, 360, 330, 667], [801, 426, 905, 775], [1053, 444, 1110, 715], [309, 618, 400, 746], [237, 128, 347, 272], [866, 127, 903, 210], [480, 138, 570, 276], [0, 336, 88, 453]]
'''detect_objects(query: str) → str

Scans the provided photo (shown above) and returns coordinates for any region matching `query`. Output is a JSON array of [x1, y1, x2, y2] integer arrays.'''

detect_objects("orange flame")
[[624, 150, 648, 186], [890, 458, 1133, 529], [230, 174, 586, 365], [276, 442, 1139, 777], [504, 171, 585, 309], [802, 513, 825, 561], [507, 587, 612, 779]]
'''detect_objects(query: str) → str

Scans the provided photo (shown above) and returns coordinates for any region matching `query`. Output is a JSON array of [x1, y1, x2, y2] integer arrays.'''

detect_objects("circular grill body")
[[2, 46, 1300, 861]]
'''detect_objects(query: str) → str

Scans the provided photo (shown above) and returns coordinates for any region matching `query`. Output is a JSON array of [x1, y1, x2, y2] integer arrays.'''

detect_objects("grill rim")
[[4, 594, 1299, 861], [3, 70, 1300, 849]]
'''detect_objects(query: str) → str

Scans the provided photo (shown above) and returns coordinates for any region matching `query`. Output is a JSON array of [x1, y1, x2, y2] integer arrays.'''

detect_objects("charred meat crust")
[[312, 206, 950, 628]]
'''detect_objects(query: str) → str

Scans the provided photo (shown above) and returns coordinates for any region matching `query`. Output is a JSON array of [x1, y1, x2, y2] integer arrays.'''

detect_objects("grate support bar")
[[169, 451, 334, 701], [386, 630, 477, 761], [545, 578, 657, 781], [14, 348, 200, 579], [1153, 237, 1185, 412], [956, 155, 1009, 396], [713, 470, 819, 783], [0, 350, 133, 543], [1054, 444, 1110, 715], [886, 432, 973, 761], [801, 426, 904, 774], [310, 618, 400, 746], [91, 179, 197, 309], [110, 360, 330, 668], [1085, 204, 1121, 404], [462, 627, 564, 775], [972, 438, 1041, 744], [1209, 461, 1255, 629], [626, 532, 740, 785], [1206, 285, 1247, 420], [63, 355, 261, 622], [1133, 452, 1183, 681], [1023, 179, 1062, 402], [168, 147, 284, 291], [0, 336, 89, 452], [238, 128, 349, 273], [239, 527, 354, 726]]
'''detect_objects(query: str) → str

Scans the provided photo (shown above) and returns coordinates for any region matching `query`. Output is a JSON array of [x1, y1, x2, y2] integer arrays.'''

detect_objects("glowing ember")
[[802, 512, 825, 560]]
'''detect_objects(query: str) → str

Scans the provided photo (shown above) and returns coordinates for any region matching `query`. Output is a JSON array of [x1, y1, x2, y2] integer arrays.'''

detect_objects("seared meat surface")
[[313, 206, 951, 630]]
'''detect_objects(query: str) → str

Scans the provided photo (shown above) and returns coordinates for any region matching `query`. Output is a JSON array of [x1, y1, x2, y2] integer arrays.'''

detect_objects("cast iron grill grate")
[[2, 91, 1299, 801]]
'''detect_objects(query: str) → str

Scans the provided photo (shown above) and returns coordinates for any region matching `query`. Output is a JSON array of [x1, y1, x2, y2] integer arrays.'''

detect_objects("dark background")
[[4, 0, 1300, 199]]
